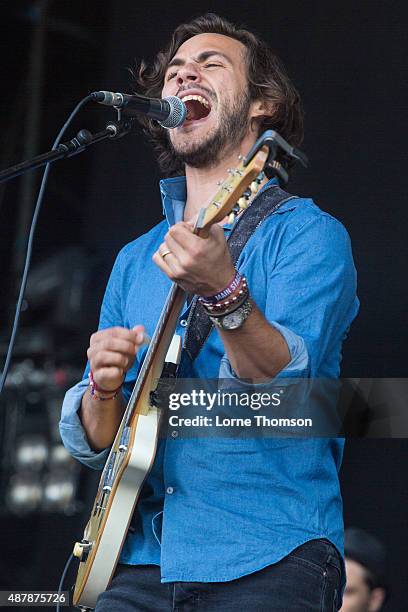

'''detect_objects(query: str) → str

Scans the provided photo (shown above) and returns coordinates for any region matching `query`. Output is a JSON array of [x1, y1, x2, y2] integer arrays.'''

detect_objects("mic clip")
[[106, 116, 136, 139]]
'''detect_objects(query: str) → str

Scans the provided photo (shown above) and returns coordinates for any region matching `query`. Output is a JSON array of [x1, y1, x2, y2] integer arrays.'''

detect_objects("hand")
[[152, 221, 235, 296], [87, 325, 146, 392]]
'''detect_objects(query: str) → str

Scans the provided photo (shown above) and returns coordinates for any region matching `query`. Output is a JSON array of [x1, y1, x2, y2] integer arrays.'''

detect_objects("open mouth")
[[181, 94, 212, 122]]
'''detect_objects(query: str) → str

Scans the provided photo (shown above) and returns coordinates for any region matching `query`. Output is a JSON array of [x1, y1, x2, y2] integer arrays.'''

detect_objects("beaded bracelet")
[[89, 370, 123, 401], [200, 276, 247, 310], [199, 270, 243, 304], [206, 293, 250, 318]]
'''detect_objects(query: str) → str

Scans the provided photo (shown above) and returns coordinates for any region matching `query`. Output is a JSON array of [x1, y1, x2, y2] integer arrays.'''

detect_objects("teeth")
[[181, 94, 210, 109]]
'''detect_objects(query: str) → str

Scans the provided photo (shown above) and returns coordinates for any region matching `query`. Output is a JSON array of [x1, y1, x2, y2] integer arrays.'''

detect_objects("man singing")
[[60, 13, 359, 611]]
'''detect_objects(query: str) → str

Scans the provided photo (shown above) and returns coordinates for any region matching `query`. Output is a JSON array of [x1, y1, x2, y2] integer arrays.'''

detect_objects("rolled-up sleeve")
[[219, 212, 359, 384], [59, 378, 110, 470], [219, 320, 309, 386]]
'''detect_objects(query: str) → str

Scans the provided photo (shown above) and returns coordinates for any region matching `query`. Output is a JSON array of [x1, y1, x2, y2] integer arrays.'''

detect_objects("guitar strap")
[[184, 184, 298, 361]]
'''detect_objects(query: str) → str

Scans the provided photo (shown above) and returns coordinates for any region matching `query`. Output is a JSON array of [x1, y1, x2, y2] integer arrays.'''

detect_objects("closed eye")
[[166, 62, 222, 81]]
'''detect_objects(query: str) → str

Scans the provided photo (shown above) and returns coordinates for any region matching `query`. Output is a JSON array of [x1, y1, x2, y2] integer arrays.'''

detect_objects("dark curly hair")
[[132, 13, 304, 177]]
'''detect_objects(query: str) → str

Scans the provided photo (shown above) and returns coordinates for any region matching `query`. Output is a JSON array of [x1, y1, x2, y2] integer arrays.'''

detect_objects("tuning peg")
[[250, 181, 260, 194], [238, 196, 248, 210], [228, 204, 240, 225]]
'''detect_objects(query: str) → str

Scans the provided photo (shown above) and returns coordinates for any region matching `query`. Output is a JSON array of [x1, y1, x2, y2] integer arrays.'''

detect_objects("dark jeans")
[[95, 539, 343, 611]]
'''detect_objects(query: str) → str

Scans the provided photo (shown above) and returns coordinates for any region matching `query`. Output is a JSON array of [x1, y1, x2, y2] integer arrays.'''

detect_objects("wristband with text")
[[199, 270, 243, 304]]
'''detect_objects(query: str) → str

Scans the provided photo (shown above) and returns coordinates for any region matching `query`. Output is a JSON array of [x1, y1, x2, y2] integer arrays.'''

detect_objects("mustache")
[[176, 84, 216, 103]]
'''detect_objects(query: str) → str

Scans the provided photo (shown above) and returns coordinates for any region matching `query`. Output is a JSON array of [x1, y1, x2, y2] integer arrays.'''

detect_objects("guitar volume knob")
[[73, 540, 92, 560], [73, 542, 84, 558]]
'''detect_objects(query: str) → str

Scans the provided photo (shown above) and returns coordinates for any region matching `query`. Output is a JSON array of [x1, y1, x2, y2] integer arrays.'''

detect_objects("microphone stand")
[[0, 117, 135, 184]]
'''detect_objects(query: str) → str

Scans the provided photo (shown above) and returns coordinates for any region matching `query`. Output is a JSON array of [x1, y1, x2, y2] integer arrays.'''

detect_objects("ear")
[[249, 99, 274, 133], [368, 587, 386, 612], [249, 98, 274, 120]]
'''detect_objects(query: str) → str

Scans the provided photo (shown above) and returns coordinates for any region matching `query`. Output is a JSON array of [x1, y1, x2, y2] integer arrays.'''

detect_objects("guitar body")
[[72, 307, 185, 610], [73, 402, 160, 609]]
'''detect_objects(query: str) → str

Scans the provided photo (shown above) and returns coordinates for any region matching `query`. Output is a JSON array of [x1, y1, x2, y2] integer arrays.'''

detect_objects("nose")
[[176, 62, 201, 86]]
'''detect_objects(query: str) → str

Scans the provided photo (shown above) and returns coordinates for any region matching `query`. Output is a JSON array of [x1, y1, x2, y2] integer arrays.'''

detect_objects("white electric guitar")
[[71, 142, 272, 610]]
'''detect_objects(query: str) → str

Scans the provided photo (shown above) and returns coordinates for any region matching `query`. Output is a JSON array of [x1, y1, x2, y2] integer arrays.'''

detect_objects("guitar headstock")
[[194, 130, 308, 238], [194, 146, 269, 238]]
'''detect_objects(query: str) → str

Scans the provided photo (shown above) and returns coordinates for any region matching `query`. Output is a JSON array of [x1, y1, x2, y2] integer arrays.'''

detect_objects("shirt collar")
[[159, 174, 280, 228], [160, 176, 187, 226]]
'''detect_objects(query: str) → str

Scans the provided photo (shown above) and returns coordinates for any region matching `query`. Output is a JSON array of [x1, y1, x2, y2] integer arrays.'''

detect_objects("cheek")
[[347, 590, 369, 608], [216, 85, 241, 112], [161, 81, 174, 98]]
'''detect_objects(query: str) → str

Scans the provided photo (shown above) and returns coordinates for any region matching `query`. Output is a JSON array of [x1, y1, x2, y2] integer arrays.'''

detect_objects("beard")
[[168, 91, 252, 169]]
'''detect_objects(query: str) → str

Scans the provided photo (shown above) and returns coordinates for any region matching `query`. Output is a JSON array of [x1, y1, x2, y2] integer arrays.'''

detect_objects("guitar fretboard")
[[123, 282, 185, 426]]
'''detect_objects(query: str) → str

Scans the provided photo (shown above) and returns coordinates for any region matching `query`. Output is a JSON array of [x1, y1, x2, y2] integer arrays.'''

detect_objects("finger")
[[92, 366, 126, 388], [91, 349, 133, 371], [88, 337, 138, 358], [133, 327, 150, 347], [155, 242, 181, 269], [185, 214, 198, 228], [152, 249, 179, 277], [209, 223, 225, 239], [164, 232, 204, 271], [159, 235, 189, 266], [157, 242, 173, 258], [207, 223, 228, 248], [152, 250, 190, 290], [131, 325, 148, 345], [90, 326, 145, 346], [162, 232, 186, 260], [166, 222, 201, 251]]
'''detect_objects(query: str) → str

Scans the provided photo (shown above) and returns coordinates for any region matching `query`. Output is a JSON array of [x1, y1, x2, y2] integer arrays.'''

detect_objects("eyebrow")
[[166, 50, 232, 71]]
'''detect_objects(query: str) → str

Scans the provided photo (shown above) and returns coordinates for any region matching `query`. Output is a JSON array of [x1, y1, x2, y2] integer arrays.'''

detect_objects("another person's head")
[[341, 527, 388, 612], [133, 13, 303, 176]]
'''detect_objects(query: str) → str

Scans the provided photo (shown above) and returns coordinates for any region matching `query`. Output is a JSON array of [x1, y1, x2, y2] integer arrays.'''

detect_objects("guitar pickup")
[[102, 452, 117, 492], [118, 426, 131, 452]]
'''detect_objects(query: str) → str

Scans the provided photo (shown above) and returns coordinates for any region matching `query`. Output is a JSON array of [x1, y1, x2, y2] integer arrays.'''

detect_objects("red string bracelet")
[[89, 370, 123, 401]]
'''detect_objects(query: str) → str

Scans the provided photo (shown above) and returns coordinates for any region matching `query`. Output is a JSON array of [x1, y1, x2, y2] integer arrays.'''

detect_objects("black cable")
[[0, 94, 92, 395], [56, 553, 75, 612]]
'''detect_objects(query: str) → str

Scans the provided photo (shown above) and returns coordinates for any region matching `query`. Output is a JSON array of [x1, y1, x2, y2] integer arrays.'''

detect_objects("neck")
[[183, 132, 258, 222]]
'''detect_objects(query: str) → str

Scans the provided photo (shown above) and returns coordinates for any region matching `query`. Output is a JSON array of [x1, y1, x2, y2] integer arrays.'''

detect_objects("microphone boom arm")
[[0, 118, 136, 184]]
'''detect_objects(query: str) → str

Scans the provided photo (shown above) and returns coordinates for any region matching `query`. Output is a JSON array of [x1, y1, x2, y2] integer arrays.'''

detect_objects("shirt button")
[[166, 486, 174, 495], [171, 430, 178, 438], [180, 319, 188, 327]]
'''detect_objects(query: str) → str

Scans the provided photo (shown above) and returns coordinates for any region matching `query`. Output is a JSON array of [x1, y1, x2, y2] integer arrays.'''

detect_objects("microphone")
[[91, 91, 187, 129]]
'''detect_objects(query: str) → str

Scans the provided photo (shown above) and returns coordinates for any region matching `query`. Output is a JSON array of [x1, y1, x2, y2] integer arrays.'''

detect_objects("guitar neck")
[[123, 282, 186, 425]]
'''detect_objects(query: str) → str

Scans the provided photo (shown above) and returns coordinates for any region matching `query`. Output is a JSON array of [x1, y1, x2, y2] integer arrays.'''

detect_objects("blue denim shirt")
[[59, 176, 359, 582]]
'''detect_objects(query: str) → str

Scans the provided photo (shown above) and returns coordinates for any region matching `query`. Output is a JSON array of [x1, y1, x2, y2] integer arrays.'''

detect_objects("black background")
[[0, 1, 407, 609]]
